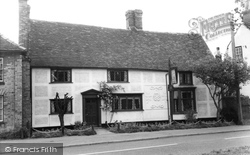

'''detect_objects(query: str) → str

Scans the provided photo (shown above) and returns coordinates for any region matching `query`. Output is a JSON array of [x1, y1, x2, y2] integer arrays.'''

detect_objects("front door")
[[85, 98, 99, 126]]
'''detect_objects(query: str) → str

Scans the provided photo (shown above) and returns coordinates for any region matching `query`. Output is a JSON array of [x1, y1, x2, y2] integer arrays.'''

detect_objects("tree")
[[192, 55, 250, 120], [54, 92, 73, 136]]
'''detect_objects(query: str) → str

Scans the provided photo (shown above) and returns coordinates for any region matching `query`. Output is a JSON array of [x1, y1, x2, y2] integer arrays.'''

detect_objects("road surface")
[[63, 130, 250, 155]]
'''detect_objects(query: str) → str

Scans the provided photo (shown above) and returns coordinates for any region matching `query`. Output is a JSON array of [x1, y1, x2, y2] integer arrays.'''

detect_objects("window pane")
[[174, 99, 179, 112], [67, 100, 72, 112], [134, 98, 140, 109], [182, 99, 193, 111], [110, 71, 115, 81], [179, 74, 183, 84], [51, 101, 56, 113], [127, 99, 133, 109], [186, 74, 191, 84], [0, 70, 2, 80], [114, 99, 119, 110], [0, 111, 3, 121], [121, 99, 126, 109], [115, 71, 121, 81], [0, 98, 3, 108]]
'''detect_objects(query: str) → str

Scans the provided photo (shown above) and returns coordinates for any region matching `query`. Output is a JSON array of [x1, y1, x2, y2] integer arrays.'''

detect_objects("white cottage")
[[227, 10, 250, 97], [19, 0, 217, 128]]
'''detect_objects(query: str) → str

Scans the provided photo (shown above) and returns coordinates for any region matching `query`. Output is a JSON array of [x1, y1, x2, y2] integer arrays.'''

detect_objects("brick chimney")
[[19, 0, 30, 49], [125, 9, 143, 30]]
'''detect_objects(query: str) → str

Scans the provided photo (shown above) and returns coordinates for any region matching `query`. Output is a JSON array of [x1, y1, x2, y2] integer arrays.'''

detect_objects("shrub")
[[32, 126, 96, 138], [109, 120, 235, 133], [185, 110, 197, 123], [221, 107, 238, 124]]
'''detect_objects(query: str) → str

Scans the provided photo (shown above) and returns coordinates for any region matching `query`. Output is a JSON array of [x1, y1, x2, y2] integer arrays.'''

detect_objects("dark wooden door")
[[85, 98, 99, 126]]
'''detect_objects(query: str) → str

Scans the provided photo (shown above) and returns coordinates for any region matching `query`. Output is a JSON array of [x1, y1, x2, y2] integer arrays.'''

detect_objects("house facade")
[[0, 34, 31, 131], [227, 10, 250, 97], [19, 0, 217, 128]]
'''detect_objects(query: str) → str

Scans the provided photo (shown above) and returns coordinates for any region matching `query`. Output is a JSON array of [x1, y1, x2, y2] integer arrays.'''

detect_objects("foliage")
[[0, 127, 29, 139], [32, 127, 96, 138], [73, 121, 89, 130], [221, 107, 238, 123], [97, 81, 124, 111], [109, 120, 234, 133], [185, 110, 197, 123], [54, 92, 73, 136], [192, 55, 250, 119]]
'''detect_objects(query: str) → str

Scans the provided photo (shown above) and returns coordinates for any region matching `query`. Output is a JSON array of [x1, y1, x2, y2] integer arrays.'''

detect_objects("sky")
[[0, 0, 237, 52]]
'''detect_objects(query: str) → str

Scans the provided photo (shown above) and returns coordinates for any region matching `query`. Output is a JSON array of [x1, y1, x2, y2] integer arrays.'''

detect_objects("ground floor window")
[[112, 94, 143, 111], [50, 99, 73, 114], [0, 96, 3, 121], [173, 88, 196, 113]]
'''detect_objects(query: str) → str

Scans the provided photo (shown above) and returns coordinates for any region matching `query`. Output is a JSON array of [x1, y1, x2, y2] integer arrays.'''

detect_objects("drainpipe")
[[165, 73, 171, 124]]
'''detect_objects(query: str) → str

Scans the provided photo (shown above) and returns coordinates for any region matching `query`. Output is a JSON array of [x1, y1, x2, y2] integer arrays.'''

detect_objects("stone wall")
[[0, 53, 30, 131]]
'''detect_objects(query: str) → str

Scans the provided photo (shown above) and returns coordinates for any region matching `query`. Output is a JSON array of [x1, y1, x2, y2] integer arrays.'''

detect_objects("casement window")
[[50, 99, 73, 114], [112, 94, 143, 111], [173, 88, 196, 113], [179, 72, 193, 85], [51, 69, 71, 83], [0, 96, 3, 121], [235, 46, 243, 62], [107, 70, 128, 82], [0, 58, 3, 82]]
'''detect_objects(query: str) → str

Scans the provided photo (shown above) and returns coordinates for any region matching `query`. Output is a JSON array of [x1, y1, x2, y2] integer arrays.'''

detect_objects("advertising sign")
[[189, 13, 232, 41]]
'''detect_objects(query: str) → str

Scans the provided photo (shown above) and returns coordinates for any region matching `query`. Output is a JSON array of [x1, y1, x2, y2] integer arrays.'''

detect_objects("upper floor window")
[[112, 94, 142, 111], [0, 96, 3, 121], [51, 69, 71, 83], [50, 98, 73, 114], [179, 72, 193, 85], [107, 70, 128, 82], [235, 46, 243, 62], [0, 58, 3, 82]]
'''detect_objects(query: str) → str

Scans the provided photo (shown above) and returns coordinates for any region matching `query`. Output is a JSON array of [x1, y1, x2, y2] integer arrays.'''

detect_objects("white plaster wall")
[[32, 68, 215, 127], [228, 25, 250, 97]]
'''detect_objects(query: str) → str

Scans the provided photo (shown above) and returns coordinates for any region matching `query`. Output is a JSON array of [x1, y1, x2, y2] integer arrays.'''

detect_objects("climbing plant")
[[97, 81, 124, 111]]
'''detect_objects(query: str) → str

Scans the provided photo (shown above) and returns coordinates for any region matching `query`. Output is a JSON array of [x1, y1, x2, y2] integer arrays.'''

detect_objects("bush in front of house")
[[109, 120, 235, 133], [0, 127, 29, 139], [32, 121, 96, 138]]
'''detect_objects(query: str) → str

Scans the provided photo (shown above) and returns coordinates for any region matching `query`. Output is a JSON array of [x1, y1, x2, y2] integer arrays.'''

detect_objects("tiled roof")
[[0, 34, 26, 51], [28, 19, 212, 71], [243, 10, 250, 29]]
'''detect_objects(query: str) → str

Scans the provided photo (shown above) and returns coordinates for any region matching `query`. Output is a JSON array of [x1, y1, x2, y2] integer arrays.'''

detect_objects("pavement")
[[1, 125, 250, 148]]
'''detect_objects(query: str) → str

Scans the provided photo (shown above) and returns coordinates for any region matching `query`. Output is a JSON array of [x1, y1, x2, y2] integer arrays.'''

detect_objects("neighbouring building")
[[227, 9, 250, 97], [0, 34, 31, 131], [19, 0, 218, 128]]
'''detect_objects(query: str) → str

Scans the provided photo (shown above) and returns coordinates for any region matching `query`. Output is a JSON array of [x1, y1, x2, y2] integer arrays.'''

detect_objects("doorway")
[[81, 89, 101, 126]]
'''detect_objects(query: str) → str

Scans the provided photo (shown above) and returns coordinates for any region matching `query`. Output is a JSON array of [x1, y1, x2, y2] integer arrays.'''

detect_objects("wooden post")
[[230, 13, 243, 125], [168, 59, 174, 123]]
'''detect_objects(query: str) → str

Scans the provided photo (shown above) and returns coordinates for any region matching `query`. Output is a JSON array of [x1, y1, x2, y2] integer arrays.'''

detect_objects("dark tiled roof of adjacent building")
[[28, 19, 212, 71], [0, 34, 25, 51], [243, 10, 250, 29]]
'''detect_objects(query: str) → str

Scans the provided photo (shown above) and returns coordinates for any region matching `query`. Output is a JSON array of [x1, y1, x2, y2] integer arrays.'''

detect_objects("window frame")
[[235, 46, 243, 62], [0, 58, 3, 82], [173, 88, 196, 114], [107, 69, 128, 83], [0, 95, 3, 122], [112, 94, 143, 112], [50, 98, 73, 115], [50, 68, 72, 83], [179, 71, 193, 85]]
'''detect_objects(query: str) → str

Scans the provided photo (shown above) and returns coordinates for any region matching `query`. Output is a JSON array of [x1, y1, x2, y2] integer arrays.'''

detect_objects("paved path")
[[1, 125, 250, 148]]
